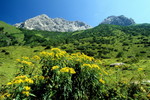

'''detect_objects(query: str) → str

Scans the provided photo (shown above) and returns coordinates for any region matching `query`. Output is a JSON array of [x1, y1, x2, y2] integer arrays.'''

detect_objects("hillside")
[[0, 21, 21, 33], [59, 24, 150, 61], [1, 22, 150, 60]]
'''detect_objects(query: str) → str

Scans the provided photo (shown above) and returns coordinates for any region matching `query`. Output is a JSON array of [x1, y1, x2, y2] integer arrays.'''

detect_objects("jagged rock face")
[[14, 14, 92, 32], [100, 15, 135, 26]]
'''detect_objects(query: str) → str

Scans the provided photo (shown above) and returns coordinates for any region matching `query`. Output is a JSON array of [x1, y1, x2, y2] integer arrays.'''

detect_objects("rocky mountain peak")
[[100, 15, 135, 26], [33, 14, 49, 19], [14, 14, 92, 32]]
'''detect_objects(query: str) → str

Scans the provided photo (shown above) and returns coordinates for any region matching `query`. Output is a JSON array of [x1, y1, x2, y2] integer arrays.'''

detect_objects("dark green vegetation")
[[0, 21, 150, 99]]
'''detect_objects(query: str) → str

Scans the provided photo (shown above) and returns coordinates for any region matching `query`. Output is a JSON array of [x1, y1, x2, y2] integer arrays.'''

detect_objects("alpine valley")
[[0, 15, 150, 99]]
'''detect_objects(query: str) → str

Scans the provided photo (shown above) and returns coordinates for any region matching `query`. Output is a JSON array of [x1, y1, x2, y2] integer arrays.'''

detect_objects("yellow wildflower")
[[60, 67, 76, 74], [24, 78, 34, 84], [61, 51, 67, 54], [21, 60, 33, 66], [91, 64, 100, 69], [138, 68, 143, 71], [48, 52, 54, 56], [0, 93, 11, 99], [24, 86, 31, 91], [14, 79, 23, 84], [40, 51, 49, 56], [22, 91, 30, 96], [32, 55, 40, 60], [82, 64, 100, 69], [60, 67, 69, 73], [16, 59, 21, 62], [51, 48, 61, 53], [99, 78, 105, 84], [22, 56, 29, 60], [51, 66, 59, 70], [82, 64, 91, 68], [7, 82, 12, 85], [69, 68, 76, 74], [28, 79, 34, 84]]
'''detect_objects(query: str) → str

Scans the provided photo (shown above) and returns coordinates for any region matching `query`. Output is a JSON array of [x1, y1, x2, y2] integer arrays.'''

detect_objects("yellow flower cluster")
[[82, 64, 91, 67], [0, 93, 11, 99], [22, 56, 29, 60], [60, 67, 76, 74], [99, 78, 105, 84], [40, 48, 67, 60], [32, 55, 40, 60], [40, 51, 49, 56], [7, 75, 34, 85], [16, 59, 21, 62], [138, 68, 143, 71], [21, 60, 33, 66], [24, 86, 31, 91], [82, 63, 100, 69], [22, 91, 30, 96], [51, 66, 60, 70], [51, 48, 61, 53], [71, 52, 94, 62]]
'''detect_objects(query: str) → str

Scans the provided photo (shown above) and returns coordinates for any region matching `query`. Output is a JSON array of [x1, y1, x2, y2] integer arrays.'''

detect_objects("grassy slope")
[[0, 21, 21, 33], [0, 46, 45, 85]]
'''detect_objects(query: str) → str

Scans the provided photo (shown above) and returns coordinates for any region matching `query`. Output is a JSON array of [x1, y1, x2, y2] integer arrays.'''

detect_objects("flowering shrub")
[[0, 48, 149, 100]]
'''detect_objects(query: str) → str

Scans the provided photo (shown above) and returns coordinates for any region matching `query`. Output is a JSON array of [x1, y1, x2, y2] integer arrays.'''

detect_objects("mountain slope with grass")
[[1, 21, 150, 60], [0, 21, 21, 33], [60, 24, 150, 61]]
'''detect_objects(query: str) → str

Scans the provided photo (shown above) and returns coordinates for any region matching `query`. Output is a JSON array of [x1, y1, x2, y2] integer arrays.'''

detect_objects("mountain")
[[14, 14, 92, 32], [100, 15, 135, 26]]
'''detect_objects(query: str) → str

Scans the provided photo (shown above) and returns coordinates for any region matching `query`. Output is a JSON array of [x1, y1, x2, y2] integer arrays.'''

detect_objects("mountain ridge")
[[14, 14, 92, 32], [100, 15, 135, 26]]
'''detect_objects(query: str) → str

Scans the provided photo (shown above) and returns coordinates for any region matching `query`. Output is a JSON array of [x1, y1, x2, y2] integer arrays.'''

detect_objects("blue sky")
[[0, 0, 150, 26]]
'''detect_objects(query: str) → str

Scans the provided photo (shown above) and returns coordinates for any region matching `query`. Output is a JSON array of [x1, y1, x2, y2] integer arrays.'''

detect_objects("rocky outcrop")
[[14, 14, 92, 32], [110, 63, 125, 67], [100, 15, 135, 26]]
